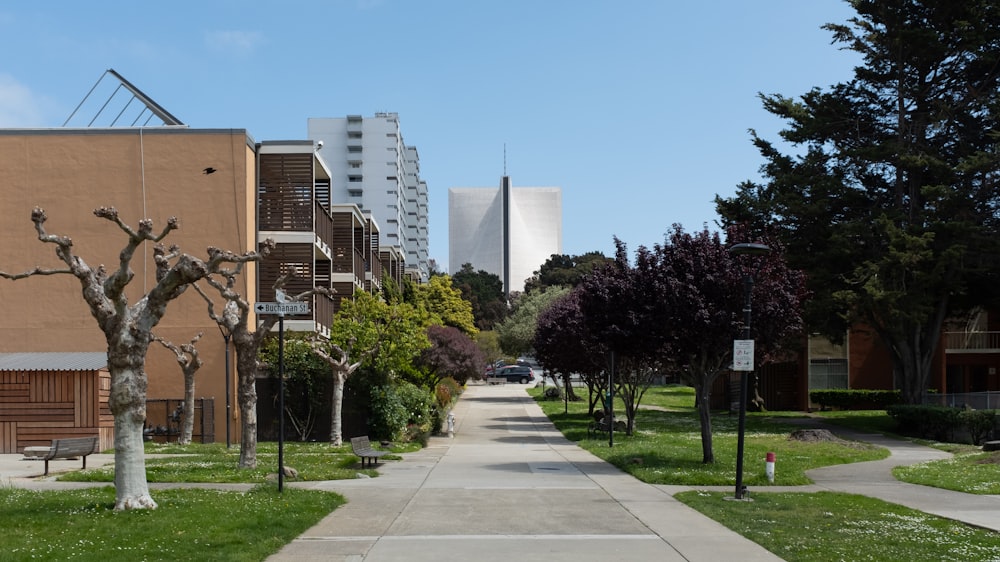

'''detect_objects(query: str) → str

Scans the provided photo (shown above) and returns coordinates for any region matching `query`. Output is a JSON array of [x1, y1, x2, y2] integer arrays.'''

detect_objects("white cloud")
[[0, 74, 44, 127], [205, 30, 263, 56]]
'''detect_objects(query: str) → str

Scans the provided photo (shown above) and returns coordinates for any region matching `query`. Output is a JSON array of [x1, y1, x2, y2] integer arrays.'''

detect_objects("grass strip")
[[0, 485, 344, 561], [59, 440, 414, 483], [676, 490, 1000, 561], [533, 385, 887, 486]]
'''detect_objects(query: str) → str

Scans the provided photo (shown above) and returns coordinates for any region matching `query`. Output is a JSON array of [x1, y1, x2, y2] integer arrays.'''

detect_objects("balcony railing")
[[945, 331, 1000, 352]]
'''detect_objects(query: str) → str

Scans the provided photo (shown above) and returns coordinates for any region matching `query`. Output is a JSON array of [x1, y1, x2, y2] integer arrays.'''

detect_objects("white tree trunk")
[[330, 372, 345, 446], [108, 365, 157, 511], [179, 372, 196, 445], [236, 343, 258, 468]]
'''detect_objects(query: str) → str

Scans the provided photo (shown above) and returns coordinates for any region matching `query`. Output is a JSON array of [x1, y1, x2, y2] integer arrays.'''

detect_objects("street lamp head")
[[728, 242, 771, 256]]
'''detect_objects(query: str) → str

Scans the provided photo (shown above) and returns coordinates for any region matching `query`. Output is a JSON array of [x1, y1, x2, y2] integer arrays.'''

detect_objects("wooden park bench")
[[587, 418, 612, 438], [485, 376, 507, 385], [40, 437, 100, 476], [350, 436, 389, 468]]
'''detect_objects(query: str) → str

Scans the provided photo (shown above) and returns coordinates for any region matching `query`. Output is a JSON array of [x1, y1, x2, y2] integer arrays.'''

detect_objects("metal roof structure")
[[0, 352, 108, 371], [63, 68, 185, 128]]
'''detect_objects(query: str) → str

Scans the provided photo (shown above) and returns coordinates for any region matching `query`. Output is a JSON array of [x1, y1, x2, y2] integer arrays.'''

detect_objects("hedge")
[[810, 389, 902, 410], [886, 404, 997, 445]]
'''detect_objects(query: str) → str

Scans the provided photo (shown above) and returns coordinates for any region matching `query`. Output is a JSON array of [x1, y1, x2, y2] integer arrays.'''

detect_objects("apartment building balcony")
[[945, 332, 1000, 353], [257, 145, 336, 331], [329, 204, 368, 302]]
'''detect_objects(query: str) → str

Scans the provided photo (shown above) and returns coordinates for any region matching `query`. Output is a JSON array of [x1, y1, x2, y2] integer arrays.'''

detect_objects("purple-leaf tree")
[[0, 207, 270, 510], [651, 224, 806, 463], [533, 289, 605, 407], [577, 239, 661, 435], [418, 325, 486, 386]]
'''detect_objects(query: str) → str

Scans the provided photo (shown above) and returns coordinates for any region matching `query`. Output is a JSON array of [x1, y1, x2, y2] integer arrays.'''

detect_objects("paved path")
[[266, 384, 781, 561], [5, 385, 1000, 561]]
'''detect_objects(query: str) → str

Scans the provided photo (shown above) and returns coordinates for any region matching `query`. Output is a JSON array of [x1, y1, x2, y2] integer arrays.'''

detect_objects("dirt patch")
[[786, 428, 874, 450], [975, 452, 1000, 465], [789, 429, 842, 442]]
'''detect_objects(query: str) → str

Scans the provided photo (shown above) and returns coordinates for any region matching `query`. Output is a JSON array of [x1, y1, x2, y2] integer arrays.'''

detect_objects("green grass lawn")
[[894, 451, 1000, 494], [0, 485, 344, 561], [676, 491, 1000, 562], [534, 385, 887, 486], [59, 440, 414, 483], [535, 384, 1000, 560]]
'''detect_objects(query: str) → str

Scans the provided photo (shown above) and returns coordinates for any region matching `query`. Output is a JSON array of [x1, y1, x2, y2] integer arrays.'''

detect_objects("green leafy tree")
[[451, 263, 508, 330], [260, 336, 330, 441], [523, 252, 611, 293], [317, 290, 430, 445], [716, 0, 1000, 403], [495, 285, 570, 358], [474, 330, 504, 372], [410, 275, 477, 336]]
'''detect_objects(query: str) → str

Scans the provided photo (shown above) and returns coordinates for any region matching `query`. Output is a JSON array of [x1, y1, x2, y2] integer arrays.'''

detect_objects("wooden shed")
[[0, 352, 113, 454]]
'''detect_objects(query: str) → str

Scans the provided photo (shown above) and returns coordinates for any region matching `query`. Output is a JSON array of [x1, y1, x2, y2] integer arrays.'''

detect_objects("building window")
[[348, 132, 362, 139], [348, 175, 363, 182], [348, 189, 362, 197], [809, 359, 849, 390], [350, 162, 361, 169], [348, 146, 362, 153]]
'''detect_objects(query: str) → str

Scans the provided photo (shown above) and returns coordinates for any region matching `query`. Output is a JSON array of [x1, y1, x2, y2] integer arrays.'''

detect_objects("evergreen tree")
[[717, 0, 1000, 403]]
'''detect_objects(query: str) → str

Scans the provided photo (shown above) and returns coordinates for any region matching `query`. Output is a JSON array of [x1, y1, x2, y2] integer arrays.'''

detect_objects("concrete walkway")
[[4, 384, 1000, 560], [265, 384, 782, 561]]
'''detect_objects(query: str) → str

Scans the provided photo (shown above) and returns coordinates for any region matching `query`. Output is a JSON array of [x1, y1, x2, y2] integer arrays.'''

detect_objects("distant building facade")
[[449, 176, 562, 294], [308, 113, 429, 282]]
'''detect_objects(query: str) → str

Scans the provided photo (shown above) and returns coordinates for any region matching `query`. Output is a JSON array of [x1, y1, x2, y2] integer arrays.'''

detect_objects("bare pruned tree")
[[195, 268, 328, 468], [308, 337, 367, 447], [151, 332, 203, 445], [0, 207, 270, 510]]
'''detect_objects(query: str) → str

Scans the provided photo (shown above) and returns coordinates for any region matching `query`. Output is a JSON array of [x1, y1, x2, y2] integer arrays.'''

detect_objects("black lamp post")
[[728, 242, 770, 500]]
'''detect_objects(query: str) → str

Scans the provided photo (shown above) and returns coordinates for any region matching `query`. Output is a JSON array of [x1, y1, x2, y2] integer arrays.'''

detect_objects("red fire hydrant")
[[765, 451, 776, 483]]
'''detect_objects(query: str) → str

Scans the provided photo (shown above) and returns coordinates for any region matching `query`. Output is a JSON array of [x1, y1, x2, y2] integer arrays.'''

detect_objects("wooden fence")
[[0, 368, 113, 453]]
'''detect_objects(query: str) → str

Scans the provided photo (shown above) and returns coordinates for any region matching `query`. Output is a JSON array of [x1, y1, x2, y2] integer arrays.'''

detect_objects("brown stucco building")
[[0, 126, 401, 450]]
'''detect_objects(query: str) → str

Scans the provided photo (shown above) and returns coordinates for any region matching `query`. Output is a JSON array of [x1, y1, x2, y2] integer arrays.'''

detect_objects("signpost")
[[733, 340, 754, 371], [254, 302, 309, 315], [256, 300, 310, 492]]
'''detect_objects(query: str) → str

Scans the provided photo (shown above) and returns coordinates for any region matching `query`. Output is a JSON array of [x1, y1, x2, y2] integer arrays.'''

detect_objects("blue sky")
[[0, 1, 859, 272]]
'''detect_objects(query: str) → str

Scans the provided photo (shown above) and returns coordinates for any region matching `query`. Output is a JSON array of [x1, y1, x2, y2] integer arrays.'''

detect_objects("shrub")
[[543, 386, 562, 400], [810, 389, 901, 410], [900, 406, 998, 445], [397, 381, 434, 428], [435, 377, 463, 408], [367, 385, 407, 442], [961, 409, 996, 445]]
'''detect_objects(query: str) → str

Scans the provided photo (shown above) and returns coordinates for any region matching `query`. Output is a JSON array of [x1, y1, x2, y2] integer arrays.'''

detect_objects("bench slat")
[[42, 437, 99, 476], [350, 436, 389, 468]]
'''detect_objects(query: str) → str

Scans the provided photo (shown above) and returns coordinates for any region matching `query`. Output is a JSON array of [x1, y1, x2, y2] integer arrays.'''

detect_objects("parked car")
[[483, 359, 507, 379], [492, 365, 536, 384]]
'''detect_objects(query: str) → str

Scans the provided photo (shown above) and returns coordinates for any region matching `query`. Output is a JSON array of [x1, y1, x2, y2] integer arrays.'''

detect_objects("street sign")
[[254, 302, 310, 315], [733, 339, 754, 371]]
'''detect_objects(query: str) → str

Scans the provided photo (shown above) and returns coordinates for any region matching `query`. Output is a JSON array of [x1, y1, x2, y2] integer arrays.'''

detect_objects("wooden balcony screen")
[[315, 201, 334, 251], [259, 153, 316, 232], [258, 243, 314, 318]]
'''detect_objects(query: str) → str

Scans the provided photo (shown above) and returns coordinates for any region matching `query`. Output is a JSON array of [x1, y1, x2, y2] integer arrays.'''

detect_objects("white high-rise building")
[[449, 176, 562, 294], [308, 113, 429, 281]]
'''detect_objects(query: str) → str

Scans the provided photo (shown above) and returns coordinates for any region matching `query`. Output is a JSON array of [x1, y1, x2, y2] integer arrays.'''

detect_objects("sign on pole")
[[733, 339, 754, 371], [254, 302, 310, 315]]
